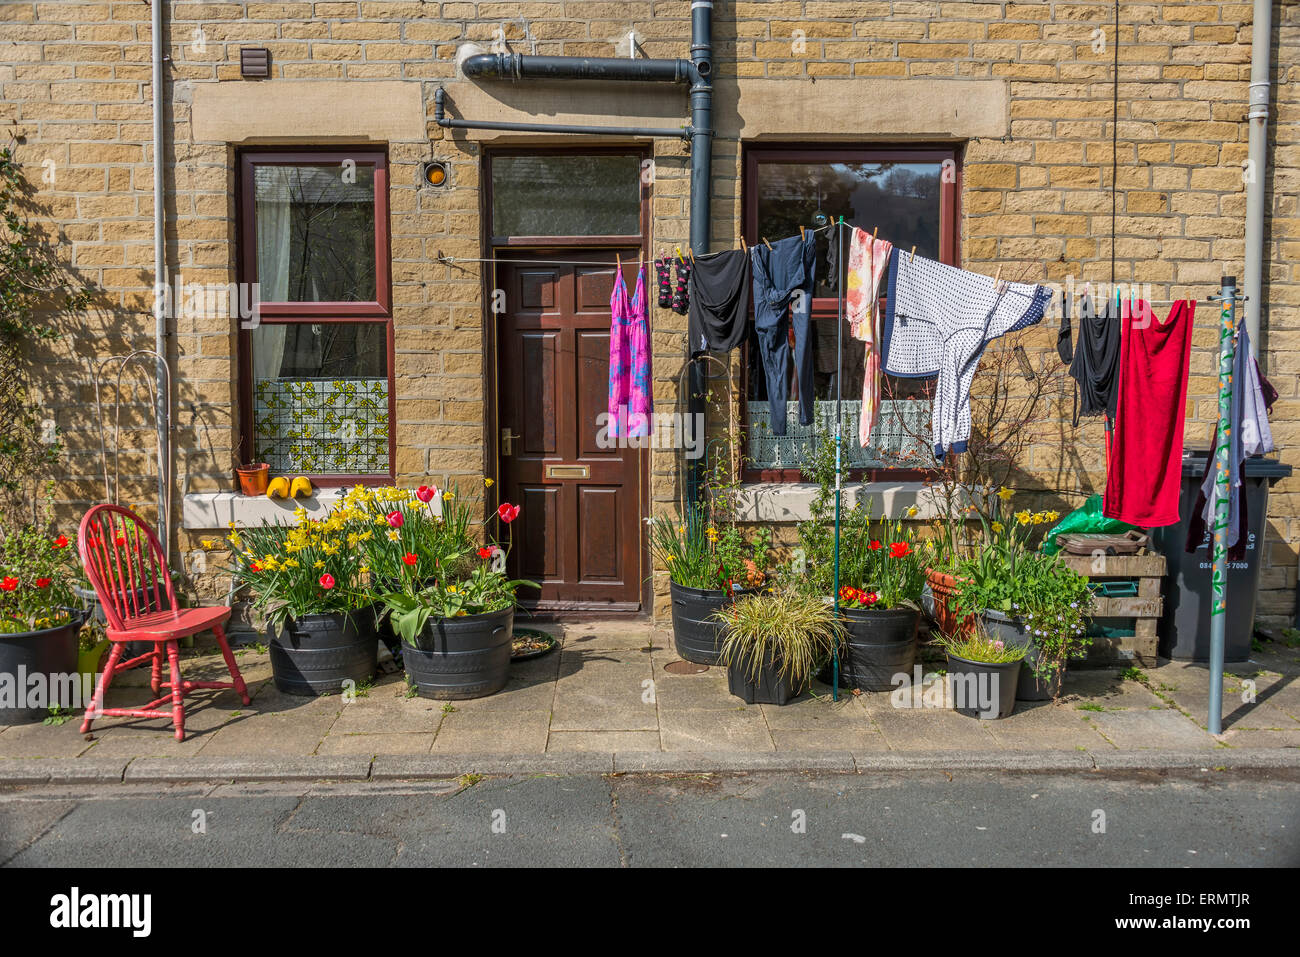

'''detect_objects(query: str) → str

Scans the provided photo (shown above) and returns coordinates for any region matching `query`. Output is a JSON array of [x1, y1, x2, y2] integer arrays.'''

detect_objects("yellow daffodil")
[[1046, 510, 1059, 522], [322, 541, 340, 556], [314, 560, 325, 569], [282, 558, 299, 569], [1015, 510, 1031, 525], [484, 478, 494, 488], [1031, 512, 1045, 525], [443, 491, 455, 501], [387, 529, 401, 541], [997, 486, 1014, 502], [990, 521, 1004, 534], [200, 538, 217, 550], [906, 506, 918, 518]]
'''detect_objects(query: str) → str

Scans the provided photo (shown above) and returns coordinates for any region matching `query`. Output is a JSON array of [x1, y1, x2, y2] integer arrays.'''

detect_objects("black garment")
[[1065, 291, 1121, 427], [825, 222, 840, 293], [686, 248, 751, 356], [1056, 290, 1074, 364]]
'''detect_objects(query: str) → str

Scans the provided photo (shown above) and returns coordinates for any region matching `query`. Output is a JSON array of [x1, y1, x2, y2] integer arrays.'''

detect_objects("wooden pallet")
[[1059, 552, 1165, 668]]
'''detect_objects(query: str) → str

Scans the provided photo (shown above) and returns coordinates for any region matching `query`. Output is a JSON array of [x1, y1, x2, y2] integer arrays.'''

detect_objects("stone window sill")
[[733, 482, 957, 524], [181, 490, 349, 530]]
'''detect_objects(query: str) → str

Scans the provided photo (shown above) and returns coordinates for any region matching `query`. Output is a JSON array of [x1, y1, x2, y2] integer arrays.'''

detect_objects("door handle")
[[501, 428, 520, 457]]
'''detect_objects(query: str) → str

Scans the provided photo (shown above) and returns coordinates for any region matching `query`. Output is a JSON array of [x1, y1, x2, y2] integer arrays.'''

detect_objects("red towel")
[[1103, 298, 1196, 528]]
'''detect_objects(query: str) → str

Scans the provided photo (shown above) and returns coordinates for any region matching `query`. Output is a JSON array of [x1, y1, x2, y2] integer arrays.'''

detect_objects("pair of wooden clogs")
[[266, 476, 313, 499]]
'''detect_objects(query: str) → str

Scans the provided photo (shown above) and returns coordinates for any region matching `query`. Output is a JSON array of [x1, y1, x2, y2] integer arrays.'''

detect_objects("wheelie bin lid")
[[1181, 449, 1292, 479]]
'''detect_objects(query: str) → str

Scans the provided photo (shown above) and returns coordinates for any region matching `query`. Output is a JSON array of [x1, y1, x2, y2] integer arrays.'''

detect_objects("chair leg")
[[150, 645, 163, 694], [165, 640, 186, 742], [212, 623, 251, 705], [81, 642, 123, 735]]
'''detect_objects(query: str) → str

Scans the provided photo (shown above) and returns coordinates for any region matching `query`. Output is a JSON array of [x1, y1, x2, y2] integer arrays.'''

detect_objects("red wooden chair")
[[78, 504, 250, 742]]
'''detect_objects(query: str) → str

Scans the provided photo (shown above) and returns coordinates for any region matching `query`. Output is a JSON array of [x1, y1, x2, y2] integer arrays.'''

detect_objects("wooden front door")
[[496, 251, 646, 611]]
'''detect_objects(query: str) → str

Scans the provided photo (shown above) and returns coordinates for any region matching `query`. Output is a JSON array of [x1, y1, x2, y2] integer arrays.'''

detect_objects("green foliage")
[[940, 626, 1028, 665], [0, 512, 81, 632], [0, 147, 93, 518], [796, 429, 927, 607], [648, 504, 771, 591], [716, 587, 844, 691], [951, 505, 1092, 684]]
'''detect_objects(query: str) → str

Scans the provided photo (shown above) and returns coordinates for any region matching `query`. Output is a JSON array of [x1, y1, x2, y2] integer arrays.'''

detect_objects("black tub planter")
[[726, 656, 797, 706], [0, 610, 84, 723], [268, 610, 378, 696], [402, 606, 514, 700], [982, 609, 1062, 701], [839, 605, 920, 692], [669, 581, 741, 665], [947, 652, 1020, 720]]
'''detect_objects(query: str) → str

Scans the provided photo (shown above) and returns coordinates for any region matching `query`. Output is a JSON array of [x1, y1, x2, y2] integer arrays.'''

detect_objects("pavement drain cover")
[[664, 660, 709, 675]]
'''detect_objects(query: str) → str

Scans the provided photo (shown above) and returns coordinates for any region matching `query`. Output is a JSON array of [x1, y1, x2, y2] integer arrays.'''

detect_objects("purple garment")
[[609, 264, 653, 438]]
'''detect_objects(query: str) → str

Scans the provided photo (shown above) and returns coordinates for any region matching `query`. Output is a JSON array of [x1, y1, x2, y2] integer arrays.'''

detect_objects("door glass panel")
[[251, 322, 388, 474], [755, 160, 944, 298], [492, 154, 641, 236], [254, 163, 377, 302]]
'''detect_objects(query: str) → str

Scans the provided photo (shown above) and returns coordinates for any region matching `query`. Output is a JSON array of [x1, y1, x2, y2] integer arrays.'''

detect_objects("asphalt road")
[[1, 768, 1297, 868]]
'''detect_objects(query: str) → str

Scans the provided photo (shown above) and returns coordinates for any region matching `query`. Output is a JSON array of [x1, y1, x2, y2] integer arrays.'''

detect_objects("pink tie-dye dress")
[[846, 228, 894, 447], [608, 263, 653, 438]]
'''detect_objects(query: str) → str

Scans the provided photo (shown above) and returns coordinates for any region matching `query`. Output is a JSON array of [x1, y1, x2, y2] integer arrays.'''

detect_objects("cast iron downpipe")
[[437, 3, 713, 507]]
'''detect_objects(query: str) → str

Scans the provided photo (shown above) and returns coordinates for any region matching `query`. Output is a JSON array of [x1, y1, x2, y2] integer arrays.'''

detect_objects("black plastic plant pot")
[[726, 656, 797, 706], [669, 581, 741, 665], [402, 606, 514, 700], [946, 652, 1020, 720], [268, 610, 378, 697], [0, 611, 84, 723], [839, 605, 920, 692], [982, 609, 1062, 701]]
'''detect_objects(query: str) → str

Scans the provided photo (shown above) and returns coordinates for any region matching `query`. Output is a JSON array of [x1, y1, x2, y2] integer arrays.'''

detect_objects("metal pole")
[[831, 217, 845, 701], [1243, 0, 1273, 359], [685, 1, 713, 511], [150, 0, 169, 564], [1207, 275, 1240, 735]]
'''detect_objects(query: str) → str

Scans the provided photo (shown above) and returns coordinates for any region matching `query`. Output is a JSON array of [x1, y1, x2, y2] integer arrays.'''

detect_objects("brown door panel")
[[497, 252, 644, 610]]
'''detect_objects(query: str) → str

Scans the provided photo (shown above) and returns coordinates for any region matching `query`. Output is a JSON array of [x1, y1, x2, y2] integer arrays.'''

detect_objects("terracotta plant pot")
[[235, 463, 270, 496], [924, 568, 976, 639]]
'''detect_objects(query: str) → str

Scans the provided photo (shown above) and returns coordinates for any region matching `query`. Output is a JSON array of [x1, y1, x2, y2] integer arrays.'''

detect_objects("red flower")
[[415, 485, 437, 503], [864, 591, 879, 606], [889, 541, 912, 559], [497, 503, 520, 524], [319, 573, 335, 589], [402, 553, 418, 566], [386, 511, 404, 528], [477, 547, 493, 560], [250, 562, 262, 573], [114, 535, 126, 546], [34, 578, 51, 589], [868, 540, 882, 551], [52, 535, 68, 550], [1, 577, 17, 591]]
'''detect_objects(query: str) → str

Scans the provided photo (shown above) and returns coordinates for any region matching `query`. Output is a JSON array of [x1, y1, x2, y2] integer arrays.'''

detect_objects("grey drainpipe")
[[1243, 0, 1273, 360], [437, 6, 713, 509], [151, 0, 170, 562]]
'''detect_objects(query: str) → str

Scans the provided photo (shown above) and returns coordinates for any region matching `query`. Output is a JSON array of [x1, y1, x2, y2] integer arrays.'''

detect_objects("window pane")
[[756, 159, 944, 298], [491, 154, 641, 236], [252, 322, 389, 475], [254, 164, 377, 302]]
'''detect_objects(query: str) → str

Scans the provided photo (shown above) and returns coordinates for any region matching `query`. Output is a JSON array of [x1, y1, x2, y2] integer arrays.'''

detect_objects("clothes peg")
[[741, 237, 747, 253], [688, 248, 695, 264], [909, 245, 916, 263], [872, 227, 878, 242], [800, 225, 806, 241], [993, 266, 1002, 292], [763, 236, 773, 251], [675, 245, 682, 262], [616, 252, 621, 272]]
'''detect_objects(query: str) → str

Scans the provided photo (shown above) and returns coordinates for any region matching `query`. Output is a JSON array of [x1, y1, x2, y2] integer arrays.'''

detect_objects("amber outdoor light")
[[422, 161, 449, 187]]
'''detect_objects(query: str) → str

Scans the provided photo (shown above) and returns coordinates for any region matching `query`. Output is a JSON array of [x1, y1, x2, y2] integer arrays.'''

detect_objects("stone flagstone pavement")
[[1, 620, 1297, 763]]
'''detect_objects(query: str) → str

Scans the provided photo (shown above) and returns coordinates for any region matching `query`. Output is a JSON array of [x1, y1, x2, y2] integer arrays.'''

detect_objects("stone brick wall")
[[2, 1, 1296, 627]]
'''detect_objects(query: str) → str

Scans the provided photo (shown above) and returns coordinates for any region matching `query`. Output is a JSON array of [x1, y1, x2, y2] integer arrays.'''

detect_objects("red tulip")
[[415, 485, 437, 503], [250, 562, 262, 572], [478, 547, 493, 560], [35, 578, 51, 589], [114, 535, 126, 546], [403, 553, 418, 566], [889, 542, 912, 559], [386, 511, 404, 528], [52, 535, 68, 550], [497, 503, 520, 524], [868, 540, 882, 551], [1, 577, 18, 591], [319, 573, 335, 589]]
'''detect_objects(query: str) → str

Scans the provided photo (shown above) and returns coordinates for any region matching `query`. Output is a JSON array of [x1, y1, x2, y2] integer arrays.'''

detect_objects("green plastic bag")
[[1041, 494, 1141, 555]]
